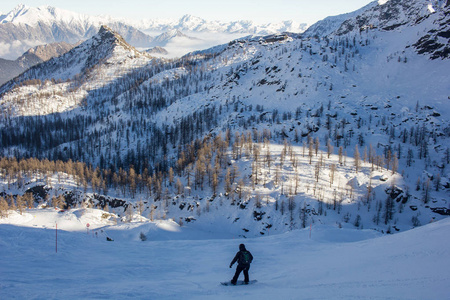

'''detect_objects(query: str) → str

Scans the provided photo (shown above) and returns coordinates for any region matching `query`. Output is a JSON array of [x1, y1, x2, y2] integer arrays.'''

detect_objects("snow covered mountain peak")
[[91, 25, 150, 59], [0, 4, 88, 26], [335, 0, 440, 35], [97, 25, 124, 43], [150, 29, 197, 47], [0, 25, 153, 105], [179, 14, 205, 25]]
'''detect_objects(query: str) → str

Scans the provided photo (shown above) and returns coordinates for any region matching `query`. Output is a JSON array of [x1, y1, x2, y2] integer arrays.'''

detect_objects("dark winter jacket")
[[230, 244, 253, 267]]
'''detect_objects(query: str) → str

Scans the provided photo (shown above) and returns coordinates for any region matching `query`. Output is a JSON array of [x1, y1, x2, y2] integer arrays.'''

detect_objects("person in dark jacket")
[[229, 243, 253, 285]]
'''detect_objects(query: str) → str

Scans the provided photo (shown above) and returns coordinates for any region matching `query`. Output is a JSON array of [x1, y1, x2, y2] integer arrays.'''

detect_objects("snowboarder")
[[229, 243, 253, 285]]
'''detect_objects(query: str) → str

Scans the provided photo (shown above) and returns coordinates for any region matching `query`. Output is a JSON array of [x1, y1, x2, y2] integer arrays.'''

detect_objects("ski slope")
[[0, 210, 449, 299]]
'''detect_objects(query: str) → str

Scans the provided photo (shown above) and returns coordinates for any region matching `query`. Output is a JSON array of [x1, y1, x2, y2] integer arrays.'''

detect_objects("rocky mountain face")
[[413, 2, 450, 59], [0, 41, 78, 85], [145, 46, 169, 56], [18, 41, 79, 66], [302, 1, 378, 38], [335, 0, 440, 35], [0, 58, 23, 86]]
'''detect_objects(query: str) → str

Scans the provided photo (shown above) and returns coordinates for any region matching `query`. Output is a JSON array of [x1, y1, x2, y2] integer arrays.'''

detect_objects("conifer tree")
[[338, 146, 344, 165], [299, 202, 307, 228], [326, 139, 333, 158], [328, 160, 335, 183], [176, 178, 184, 195], [0, 197, 9, 218], [24, 192, 34, 209], [384, 196, 395, 225], [125, 204, 134, 222], [354, 145, 361, 173], [16, 195, 25, 215], [308, 136, 314, 164]]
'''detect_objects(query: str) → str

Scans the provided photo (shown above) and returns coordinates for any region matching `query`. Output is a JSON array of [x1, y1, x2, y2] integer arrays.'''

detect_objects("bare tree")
[[327, 139, 334, 158], [308, 136, 314, 164], [329, 164, 336, 187], [338, 146, 344, 165], [354, 145, 361, 173], [314, 137, 320, 156], [24, 192, 34, 209], [0, 197, 9, 218], [423, 179, 431, 204]]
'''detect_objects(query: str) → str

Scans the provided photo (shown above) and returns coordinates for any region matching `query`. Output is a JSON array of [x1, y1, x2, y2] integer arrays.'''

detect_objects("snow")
[[0, 209, 449, 299], [428, 4, 436, 13]]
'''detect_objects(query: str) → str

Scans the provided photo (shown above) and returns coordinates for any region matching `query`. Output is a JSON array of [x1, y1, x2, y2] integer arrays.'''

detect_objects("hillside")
[[0, 0, 449, 238], [0, 41, 78, 85]]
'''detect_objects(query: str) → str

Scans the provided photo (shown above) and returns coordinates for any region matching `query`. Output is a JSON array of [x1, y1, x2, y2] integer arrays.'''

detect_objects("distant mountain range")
[[0, 4, 308, 60], [130, 14, 308, 35], [0, 4, 311, 83]]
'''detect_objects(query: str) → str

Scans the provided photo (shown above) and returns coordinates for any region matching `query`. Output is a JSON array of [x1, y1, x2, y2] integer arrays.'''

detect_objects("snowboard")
[[221, 280, 257, 286]]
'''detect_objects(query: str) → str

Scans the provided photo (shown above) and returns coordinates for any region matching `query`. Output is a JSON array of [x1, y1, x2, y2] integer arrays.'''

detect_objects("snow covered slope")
[[0, 211, 448, 299], [302, 1, 378, 38], [335, 0, 447, 35]]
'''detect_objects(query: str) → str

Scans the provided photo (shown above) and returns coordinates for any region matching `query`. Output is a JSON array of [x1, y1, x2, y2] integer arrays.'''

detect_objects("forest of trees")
[[1, 121, 443, 232]]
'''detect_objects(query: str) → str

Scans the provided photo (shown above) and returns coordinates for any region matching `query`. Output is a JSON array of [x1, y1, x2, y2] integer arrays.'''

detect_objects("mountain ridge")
[[0, 41, 78, 85]]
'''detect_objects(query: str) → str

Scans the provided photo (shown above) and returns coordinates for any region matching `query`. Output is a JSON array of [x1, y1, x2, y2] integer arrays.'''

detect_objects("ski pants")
[[232, 264, 250, 283]]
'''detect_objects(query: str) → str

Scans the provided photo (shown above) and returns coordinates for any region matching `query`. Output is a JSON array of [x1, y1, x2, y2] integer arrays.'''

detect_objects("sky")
[[0, 0, 374, 25]]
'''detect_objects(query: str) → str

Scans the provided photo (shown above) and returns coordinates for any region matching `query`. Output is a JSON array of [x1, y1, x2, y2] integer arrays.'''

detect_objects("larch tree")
[[338, 146, 344, 165], [354, 145, 361, 173], [326, 138, 333, 158], [0, 197, 9, 218], [24, 192, 34, 208]]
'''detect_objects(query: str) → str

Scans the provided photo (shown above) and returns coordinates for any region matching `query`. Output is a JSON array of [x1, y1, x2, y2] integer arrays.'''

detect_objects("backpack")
[[240, 251, 251, 265]]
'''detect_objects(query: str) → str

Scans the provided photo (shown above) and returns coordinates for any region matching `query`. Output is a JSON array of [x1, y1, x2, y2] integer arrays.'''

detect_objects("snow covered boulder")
[[347, 177, 362, 188], [385, 185, 407, 203]]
